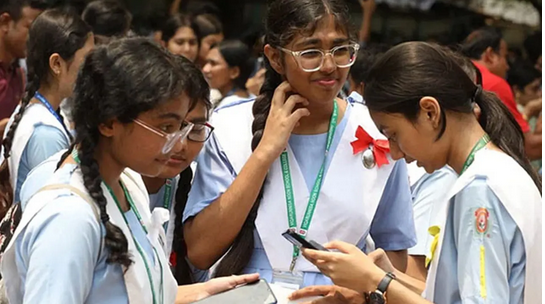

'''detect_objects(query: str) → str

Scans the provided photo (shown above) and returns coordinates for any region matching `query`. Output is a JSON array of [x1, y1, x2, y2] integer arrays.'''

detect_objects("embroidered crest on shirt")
[[474, 208, 490, 235]]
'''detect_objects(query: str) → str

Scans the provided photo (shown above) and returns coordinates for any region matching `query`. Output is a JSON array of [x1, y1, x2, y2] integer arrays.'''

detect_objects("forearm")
[[405, 255, 427, 282], [359, 10, 374, 43], [392, 268, 426, 295], [524, 131, 542, 160], [386, 250, 408, 272], [384, 280, 432, 304], [184, 148, 274, 269]]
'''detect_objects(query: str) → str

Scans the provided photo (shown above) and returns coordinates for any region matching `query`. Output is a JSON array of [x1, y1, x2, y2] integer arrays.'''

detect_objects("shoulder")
[[28, 124, 67, 141], [213, 97, 255, 113]]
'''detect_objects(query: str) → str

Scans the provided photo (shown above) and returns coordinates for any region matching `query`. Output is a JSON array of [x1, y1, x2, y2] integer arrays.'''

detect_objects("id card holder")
[[272, 270, 304, 290]]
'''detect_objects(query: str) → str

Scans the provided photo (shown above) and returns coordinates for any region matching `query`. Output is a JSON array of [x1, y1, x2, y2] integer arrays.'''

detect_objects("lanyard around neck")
[[460, 134, 490, 175], [72, 149, 164, 304], [34, 92, 71, 137], [280, 100, 338, 271]]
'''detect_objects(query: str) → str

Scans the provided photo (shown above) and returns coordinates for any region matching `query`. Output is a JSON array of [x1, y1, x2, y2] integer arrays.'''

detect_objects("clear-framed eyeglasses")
[[133, 119, 194, 154], [279, 43, 360, 72], [187, 122, 214, 142]]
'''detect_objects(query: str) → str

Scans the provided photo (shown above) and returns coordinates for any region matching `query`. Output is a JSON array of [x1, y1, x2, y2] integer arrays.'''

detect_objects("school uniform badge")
[[474, 208, 490, 234]]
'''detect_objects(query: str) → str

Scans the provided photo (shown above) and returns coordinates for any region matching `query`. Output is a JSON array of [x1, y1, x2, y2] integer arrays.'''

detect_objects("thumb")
[[324, 240, 357, 254]]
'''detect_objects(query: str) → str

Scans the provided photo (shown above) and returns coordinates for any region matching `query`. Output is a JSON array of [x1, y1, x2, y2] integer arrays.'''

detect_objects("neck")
[[446, 118, 487, 174], [94, 140, 128, 210], [37, 83, 62, 110], [219, 83, 236, 97], [292, 98, 345, 135], [142, 175, 167, 194], [0, 39, 15, 68]]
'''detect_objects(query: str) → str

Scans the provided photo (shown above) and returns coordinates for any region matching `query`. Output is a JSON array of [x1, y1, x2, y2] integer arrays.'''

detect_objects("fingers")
[[324, 240, 357, 254], [368, 248, 386, 261], [271, 81, 293, 108], [229, 273, 260, 286], [289, 286, 331, 300], [282, 94, 309, 115]]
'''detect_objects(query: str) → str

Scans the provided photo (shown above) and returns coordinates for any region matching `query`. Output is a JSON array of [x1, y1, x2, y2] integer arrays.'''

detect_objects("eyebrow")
[[294, 37, 350, 48], [189, 117, 207, 124]]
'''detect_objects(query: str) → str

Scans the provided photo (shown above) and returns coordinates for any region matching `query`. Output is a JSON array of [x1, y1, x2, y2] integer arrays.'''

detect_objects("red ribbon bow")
[[350, 126, 390, 167]]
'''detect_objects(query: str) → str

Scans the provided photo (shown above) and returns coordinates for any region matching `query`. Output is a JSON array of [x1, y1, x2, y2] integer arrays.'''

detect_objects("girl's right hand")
[[255, 81, 310, 161]]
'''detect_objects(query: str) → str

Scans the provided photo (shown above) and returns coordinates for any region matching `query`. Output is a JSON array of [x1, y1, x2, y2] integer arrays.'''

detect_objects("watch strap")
[[377, 272, 395, 293]]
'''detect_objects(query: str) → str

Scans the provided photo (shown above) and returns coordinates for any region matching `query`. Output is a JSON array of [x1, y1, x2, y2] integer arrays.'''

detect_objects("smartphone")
[[193, 279, 277, 304], [282, 229, 329, 251]]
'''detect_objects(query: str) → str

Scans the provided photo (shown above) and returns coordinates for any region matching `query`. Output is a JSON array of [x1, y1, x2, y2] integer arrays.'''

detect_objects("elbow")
[[183, 222, 216, 270]]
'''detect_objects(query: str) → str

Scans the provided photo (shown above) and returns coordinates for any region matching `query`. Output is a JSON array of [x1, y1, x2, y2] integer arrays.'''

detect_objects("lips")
[[167, 157, 186, 165], [313, 77, 338, 88]]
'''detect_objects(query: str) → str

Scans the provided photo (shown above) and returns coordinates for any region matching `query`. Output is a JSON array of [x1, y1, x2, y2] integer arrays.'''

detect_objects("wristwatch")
[[364, 272, 396, 304]]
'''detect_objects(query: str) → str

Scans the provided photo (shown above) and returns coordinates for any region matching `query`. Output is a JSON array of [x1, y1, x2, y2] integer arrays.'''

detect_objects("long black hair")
[[363, 42, 541, 192], [213, 0, 353, 277], [0, 8, 91, 218], [212, 40, 256, 93], [171, 54, 211, 285], [57, 38, 201, 268], [82, 0, 132, 38]]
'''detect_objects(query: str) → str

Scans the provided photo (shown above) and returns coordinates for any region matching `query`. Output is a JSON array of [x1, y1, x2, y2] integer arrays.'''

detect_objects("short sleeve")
[[369, 160, 417, 251], [182, 133, 237, 222], [24, 124, 69, 169], [490, 82, 530, 133], [409, 168, 458, 256], [16, 195, 102, 304], [453, 178, 524, 303]]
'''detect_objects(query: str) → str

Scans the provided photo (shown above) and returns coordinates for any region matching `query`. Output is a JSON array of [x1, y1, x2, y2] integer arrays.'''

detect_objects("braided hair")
[[213, 0, 353, 277], [58, 37, 199, 268], [0, 8, 91, 218]]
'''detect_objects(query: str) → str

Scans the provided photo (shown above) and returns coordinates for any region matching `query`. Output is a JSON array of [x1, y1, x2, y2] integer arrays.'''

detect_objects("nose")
[[203, 63, 211, 74], [171, 136, 188, 155], [388, 141, 404, 161], [320, 53, 336, 74]]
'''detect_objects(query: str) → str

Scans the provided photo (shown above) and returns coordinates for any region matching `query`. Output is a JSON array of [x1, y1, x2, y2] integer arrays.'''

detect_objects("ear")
[[483, 46, 497, 64], [0, 13, 12, 32], [159, 39, 166, 48], [49, 53, 63, 78], [418, 96, 442, 129], [229, 66, 240, 80], [98, 118, 117, 138], [264, 44, 284, 75]]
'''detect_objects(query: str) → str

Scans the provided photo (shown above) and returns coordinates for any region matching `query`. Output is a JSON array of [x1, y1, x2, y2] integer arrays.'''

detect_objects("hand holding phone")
[[282, 229, 329, 251]]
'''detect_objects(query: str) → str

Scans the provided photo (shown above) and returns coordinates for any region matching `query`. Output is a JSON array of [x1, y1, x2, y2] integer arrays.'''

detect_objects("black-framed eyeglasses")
[[279, 43, 360, 72], [187, 122, 214, 142]]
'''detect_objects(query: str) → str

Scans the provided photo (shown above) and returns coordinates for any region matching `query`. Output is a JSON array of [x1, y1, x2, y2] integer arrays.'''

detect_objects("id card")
[[272, 270, 304, 290]]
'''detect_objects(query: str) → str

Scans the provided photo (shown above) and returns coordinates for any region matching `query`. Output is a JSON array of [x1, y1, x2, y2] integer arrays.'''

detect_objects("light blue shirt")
[[14, 124, 69, 203], [19, 151, 65, 210], [12, 163, 156, 303], [434, 178, 525, 304], [184, 100, 416, 287], [409, 167, 458, 256]]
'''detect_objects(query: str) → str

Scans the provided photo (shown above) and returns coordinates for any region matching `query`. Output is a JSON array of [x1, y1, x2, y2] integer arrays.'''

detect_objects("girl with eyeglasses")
[[141, 58, 215, 285], [1, 38, 257, 304], [300, 42, 541, 304], [182, 0, 416, 297]]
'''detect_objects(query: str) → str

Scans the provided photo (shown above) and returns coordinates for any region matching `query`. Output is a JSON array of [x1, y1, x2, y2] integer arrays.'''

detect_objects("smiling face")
[[265, 14, 351, 105], [106, 93, 191, 178]]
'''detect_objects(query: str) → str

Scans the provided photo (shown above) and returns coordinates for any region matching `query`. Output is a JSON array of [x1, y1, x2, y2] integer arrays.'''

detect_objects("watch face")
[[368, 292, 385, 304]]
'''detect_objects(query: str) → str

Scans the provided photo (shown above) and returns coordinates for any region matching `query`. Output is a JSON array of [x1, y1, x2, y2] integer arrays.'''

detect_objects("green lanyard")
[[280, 101, 338, 271], [72, 150, 164, 304], [460, 134, 491, 175]]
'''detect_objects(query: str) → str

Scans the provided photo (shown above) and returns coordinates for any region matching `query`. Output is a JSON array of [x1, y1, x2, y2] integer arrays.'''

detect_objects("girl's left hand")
[[302, 241, 385, 294]]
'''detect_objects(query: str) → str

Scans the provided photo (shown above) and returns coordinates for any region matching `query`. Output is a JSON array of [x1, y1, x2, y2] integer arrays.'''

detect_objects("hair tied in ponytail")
[[473, 85, 483, 102]]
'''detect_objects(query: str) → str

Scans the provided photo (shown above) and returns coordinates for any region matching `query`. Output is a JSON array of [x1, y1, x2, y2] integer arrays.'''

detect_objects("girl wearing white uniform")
[[301, 42, 541, 304], [1, 38, 257, 304], [0, 9, 94, 208], [183, 0, 416, 294], [202, 40, 256, 109]]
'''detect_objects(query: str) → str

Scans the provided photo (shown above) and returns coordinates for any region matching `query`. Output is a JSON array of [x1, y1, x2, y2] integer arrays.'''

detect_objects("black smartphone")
[[193, 279, 277, 304], [282, 229, 329, 251]]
